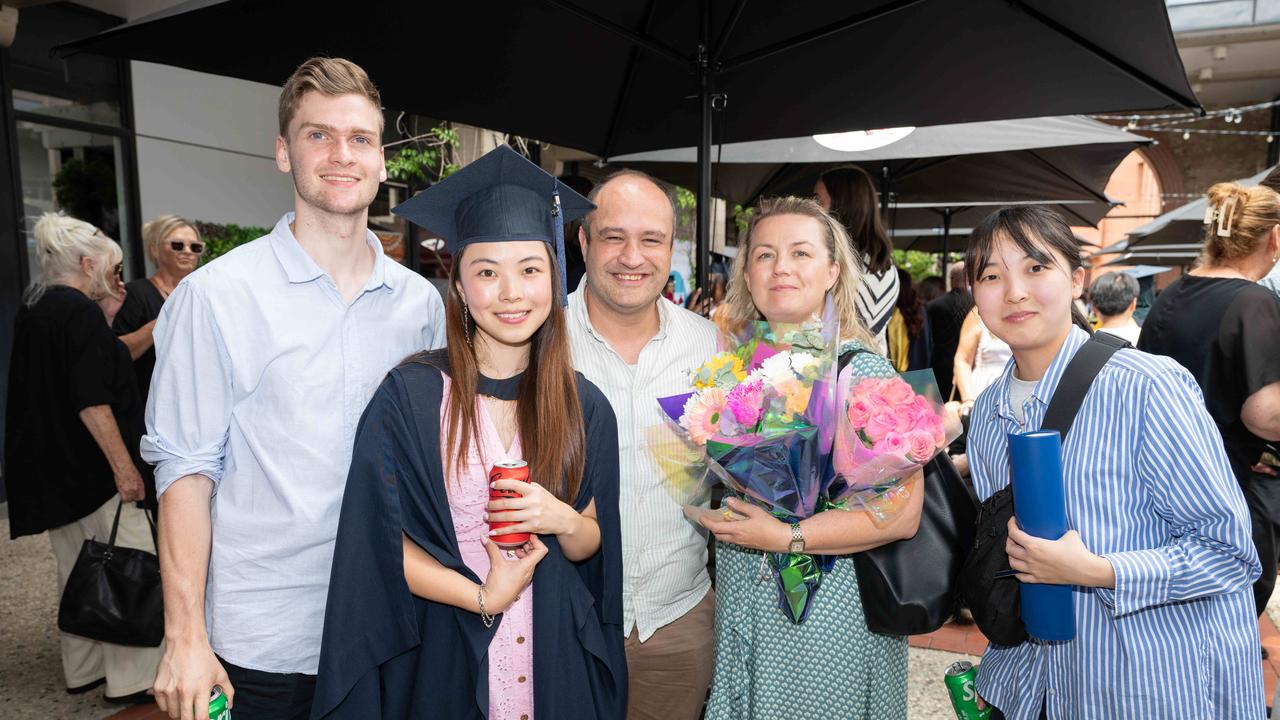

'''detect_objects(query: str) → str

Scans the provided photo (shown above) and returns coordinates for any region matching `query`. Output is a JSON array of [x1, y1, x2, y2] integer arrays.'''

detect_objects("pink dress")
[[440, 377, 535, 720]]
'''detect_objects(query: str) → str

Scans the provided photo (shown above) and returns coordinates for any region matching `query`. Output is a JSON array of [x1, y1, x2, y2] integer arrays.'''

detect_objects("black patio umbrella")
[[59, 0, 1195, 289], [611, 114, 1145, 259]]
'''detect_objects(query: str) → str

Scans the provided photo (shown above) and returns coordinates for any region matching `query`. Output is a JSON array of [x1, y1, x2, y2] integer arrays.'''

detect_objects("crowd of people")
[[5, 55, 1280, 720]]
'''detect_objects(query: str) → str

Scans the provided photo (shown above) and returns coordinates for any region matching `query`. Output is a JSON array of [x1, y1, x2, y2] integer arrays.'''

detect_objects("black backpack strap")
[[1039, 331, 1130, 438]]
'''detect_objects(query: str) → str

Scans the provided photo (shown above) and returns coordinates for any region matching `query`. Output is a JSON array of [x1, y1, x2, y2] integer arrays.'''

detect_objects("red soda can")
[[488, 460, 532, 548]]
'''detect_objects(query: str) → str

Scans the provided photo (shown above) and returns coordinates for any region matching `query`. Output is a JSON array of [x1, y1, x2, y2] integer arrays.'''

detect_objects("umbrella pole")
[[695, 0, 713, 295], [940, 207, 952, 285]]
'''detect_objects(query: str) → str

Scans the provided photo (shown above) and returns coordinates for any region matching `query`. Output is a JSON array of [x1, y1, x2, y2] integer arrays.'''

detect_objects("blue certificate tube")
[[1008, 430, 1075, 641]]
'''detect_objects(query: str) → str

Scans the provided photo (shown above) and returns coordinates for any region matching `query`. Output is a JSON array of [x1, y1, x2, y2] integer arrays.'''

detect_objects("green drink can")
[[944, 661, 991, 720], [209, 687, 231, 720]]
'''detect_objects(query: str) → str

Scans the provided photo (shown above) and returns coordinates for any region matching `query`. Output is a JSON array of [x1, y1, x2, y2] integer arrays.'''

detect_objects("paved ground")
[[2, 508, 1275, 719]]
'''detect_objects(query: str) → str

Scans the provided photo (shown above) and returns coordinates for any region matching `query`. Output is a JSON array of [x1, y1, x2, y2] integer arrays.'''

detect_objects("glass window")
[[17, 120, 135, 282], [7, 5, 124, 127]]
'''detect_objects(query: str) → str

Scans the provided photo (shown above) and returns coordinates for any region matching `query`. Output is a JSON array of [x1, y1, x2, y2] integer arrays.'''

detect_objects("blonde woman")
[[113, 215, 203, 404], [697, 196, 923, 719], [5, 212, 161, 704]]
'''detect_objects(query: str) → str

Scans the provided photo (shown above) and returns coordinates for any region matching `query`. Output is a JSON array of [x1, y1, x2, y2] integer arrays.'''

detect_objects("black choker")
[[477, 372, 522, 401]]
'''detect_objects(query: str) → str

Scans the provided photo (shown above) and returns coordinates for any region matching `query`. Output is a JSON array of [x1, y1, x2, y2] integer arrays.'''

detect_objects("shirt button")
[[516, 636, 525, 644], [518, 675, 527, 683]]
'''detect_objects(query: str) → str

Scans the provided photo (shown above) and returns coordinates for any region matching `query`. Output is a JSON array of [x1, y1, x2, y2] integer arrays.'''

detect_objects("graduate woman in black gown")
[[312, 146, 626, 720]]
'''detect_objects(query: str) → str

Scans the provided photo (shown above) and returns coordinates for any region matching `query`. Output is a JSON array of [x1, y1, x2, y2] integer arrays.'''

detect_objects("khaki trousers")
[[624, 589, 715, 720], [47, 494, 165, 697]]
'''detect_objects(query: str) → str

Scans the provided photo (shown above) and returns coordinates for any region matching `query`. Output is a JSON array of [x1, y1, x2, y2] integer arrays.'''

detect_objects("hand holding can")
[[488, 460, 532, 548]]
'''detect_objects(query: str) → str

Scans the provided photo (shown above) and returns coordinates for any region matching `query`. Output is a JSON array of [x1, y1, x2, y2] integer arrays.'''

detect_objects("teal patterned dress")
[[704, 342, 908, 720]]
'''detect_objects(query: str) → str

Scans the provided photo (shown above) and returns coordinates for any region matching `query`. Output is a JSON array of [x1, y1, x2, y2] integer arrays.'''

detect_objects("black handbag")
[[838, 348, 980, 636], [957, 331, 1129, 646], [852, 450, 978, 635], [57, 500, 164, 647]]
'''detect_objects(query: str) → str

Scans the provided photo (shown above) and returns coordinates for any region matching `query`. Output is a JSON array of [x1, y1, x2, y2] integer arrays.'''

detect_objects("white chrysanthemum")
[[759, 352, 794, 383], [790, 352, 820, 374]]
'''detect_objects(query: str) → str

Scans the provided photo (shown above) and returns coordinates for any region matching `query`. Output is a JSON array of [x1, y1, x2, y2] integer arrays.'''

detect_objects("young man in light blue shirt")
[[143, 58, 445, 720]]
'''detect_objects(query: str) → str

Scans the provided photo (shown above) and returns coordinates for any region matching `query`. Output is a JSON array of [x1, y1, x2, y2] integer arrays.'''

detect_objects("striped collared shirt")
[[567, 282, 719, 641], [968, 326, 1263, 720]]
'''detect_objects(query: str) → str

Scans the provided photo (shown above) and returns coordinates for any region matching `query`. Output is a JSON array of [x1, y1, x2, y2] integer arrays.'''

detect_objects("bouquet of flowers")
[[656, 303, 838, 624], [654, 300, 961, 623], [827, 369, 957, 525]]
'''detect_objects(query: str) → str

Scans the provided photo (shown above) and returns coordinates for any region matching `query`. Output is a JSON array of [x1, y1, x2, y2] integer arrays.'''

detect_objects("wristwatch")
[[788, 522, 805, 553]]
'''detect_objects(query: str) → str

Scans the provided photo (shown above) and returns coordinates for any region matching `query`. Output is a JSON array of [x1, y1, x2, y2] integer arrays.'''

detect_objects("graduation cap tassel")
[[552, 185, 569, 305]]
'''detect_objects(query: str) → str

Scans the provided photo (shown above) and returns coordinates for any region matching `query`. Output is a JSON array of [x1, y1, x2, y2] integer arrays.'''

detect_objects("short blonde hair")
[[718, 196, 877, 348], [278, 57, 382, 138], [1202, 182, 1280, 265], [26, 212, 121, 306], [143, 214, 200, 259]]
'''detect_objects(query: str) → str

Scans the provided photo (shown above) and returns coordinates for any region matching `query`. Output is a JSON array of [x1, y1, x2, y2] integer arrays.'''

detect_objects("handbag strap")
[[107, 499, 158, 549], [1039, 331, 1130, 439], [108, 500, 124, 548]]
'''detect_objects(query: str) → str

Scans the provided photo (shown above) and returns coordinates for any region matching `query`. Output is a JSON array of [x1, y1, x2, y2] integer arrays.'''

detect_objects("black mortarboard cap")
[[392, 144, 594, 301]]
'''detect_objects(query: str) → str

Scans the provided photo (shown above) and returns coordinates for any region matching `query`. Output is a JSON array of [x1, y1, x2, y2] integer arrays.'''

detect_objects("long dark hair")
[[820, 166, 893, 275], [963, 206, 1092, 332], [894, 267, 925, 338], [429, 246, 585, 504]]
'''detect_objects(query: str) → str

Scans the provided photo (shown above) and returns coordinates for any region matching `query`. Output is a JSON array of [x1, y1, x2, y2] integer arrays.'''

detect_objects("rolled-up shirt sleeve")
[[1095, 366, 1261, 617], [141, 278, 234, 496]]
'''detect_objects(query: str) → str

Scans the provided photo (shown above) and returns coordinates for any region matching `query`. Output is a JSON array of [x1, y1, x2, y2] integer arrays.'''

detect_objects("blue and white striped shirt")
[[969, 326, 1263, 720]]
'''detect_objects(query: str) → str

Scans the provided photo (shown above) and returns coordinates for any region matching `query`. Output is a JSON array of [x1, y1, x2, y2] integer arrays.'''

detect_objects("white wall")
[[131, 61, 293, 230]]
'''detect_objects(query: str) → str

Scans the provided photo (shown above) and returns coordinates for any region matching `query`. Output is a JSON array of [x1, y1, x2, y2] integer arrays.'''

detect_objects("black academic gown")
[[311, 354, 627, 719]]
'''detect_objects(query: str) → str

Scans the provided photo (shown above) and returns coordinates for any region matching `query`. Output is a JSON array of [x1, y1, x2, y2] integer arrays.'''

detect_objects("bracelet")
[[478, 584, 494, 628]]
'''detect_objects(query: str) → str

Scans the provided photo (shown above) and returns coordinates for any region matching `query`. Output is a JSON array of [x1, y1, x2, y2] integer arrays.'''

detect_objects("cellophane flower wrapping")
[[654, 300, 839, 623], [828, 368, 961, 526]]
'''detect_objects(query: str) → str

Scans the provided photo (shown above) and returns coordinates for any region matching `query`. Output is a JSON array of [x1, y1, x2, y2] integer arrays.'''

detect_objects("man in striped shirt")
[[567, 170, 719, 720]]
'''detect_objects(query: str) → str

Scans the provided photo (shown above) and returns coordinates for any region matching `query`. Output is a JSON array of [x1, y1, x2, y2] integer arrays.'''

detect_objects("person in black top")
[[1139, 181, 1280, 617], [926, 262, 974, 401], [113, 215, 203, 404], [4, 212, 162, 702]]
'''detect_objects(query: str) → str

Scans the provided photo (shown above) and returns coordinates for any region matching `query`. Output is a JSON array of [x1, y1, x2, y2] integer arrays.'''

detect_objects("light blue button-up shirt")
[[142, 214, 445, 674], [968, 326, 1263, 720]]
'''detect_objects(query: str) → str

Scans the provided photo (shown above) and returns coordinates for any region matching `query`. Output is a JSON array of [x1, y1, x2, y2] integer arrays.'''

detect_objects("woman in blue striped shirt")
[[963, 206, 1264, 720]]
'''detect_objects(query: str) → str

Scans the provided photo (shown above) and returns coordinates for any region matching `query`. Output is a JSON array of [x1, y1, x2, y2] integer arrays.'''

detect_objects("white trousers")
[[47, 494, 165, 696]]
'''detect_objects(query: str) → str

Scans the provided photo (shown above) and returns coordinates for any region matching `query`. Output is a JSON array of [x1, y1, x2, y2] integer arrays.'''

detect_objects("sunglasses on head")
[[170, 240, 205, 254]]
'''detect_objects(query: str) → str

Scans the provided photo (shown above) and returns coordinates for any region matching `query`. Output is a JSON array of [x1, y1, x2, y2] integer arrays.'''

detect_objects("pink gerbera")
[[681, 388, 728, 446]]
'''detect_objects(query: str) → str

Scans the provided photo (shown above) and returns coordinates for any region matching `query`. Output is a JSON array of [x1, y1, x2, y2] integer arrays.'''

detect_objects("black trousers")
[[990, 701, 1048, 720], [218, 656, 316, 720], [1245, 481, 1280, 617]]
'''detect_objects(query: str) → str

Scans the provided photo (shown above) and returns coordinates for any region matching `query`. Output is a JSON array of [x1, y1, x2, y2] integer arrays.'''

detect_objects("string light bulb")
[[1183, 130, 1191, 140]]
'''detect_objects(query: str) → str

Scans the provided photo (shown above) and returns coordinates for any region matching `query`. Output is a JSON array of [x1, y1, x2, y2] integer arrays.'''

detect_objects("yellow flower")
[[693, 353, 747, 389]]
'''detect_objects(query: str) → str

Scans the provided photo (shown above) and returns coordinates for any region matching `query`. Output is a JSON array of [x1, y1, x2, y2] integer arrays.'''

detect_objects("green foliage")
[[733, 204, 754, 235], [386, 125, 461, 185], [194, 221, 272, 264], [893, 249, 944, 284]]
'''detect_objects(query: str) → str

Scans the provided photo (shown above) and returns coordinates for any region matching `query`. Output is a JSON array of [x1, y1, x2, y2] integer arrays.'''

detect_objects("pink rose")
[[847, 399, 873, 428], [906, 430, 937, 463], [864, 411, 898, 443], [879, 431, 908, 455], [881, 378, 916, 406]]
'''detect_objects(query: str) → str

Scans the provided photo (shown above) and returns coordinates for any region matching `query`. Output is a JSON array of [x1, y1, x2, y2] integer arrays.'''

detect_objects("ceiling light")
[[812, 127, 915, 152]]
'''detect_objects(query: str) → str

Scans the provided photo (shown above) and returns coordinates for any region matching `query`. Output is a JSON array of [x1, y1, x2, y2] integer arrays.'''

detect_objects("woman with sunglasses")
[[5, 212, 162, 704], [113, 215, 204, 406]]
